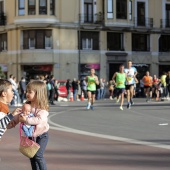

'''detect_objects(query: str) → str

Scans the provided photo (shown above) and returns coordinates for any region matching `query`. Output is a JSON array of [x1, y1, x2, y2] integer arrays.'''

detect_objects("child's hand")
[[19, 114, 27, 123], [12, 108, 22, 116], [7, 121, 16, 129]]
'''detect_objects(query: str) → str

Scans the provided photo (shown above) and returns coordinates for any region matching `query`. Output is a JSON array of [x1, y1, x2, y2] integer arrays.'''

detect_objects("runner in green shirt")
[[112, 64, 127, 110], [85, 68, 99, 110]]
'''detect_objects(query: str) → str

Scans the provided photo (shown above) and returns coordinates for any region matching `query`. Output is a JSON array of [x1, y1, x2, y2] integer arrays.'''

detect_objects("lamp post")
[[78, 0, 81, 80]]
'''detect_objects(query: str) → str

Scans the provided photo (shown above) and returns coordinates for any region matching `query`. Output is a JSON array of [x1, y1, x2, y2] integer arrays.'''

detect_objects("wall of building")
[[0, 0, 170, 81]]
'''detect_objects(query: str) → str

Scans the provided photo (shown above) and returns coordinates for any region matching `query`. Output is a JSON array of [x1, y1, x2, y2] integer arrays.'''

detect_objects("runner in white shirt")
[[124, 60, 137, 109]]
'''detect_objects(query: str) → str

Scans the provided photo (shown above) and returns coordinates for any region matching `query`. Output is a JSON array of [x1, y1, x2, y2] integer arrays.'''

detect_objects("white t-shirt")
[[124, 67, 137, 85], [0, 112, 6, 119]]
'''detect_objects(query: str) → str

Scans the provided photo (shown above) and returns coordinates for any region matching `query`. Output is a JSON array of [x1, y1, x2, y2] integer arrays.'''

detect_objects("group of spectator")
[[66, 77, 108, 101], [137, 71, 170, 100], [8, 74, 26, 106], [5, 70, 170, 106]]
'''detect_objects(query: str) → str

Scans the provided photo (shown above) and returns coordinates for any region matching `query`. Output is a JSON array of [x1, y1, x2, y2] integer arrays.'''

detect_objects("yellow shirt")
[[161, 75, 166, 87]]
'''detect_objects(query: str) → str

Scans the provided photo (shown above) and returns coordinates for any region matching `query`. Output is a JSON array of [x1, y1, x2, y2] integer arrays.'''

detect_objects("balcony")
[[79, 13, 103, 25], [160, 19, 170, 28], [134, 17, 153, 28], [0, 12, 6, 26]]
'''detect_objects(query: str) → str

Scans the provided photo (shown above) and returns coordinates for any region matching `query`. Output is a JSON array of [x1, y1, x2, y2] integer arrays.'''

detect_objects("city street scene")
[[1, 99, 170, 170], [0, 0, 170, 170]]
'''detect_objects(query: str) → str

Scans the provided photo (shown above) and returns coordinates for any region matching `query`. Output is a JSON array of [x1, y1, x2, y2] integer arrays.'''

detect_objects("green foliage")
[[0, 66, 6, 79]]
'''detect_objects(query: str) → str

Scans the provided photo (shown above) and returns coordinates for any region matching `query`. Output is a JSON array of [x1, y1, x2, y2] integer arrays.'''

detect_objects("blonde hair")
[[26, 80, 49, 111]]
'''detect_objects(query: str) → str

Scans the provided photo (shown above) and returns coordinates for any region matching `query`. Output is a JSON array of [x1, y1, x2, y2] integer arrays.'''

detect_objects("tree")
[[0, 66, 6, 79]]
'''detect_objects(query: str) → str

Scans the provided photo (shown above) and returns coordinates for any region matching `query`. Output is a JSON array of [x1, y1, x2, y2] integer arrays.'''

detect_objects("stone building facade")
[[0, 0, 170, 81]]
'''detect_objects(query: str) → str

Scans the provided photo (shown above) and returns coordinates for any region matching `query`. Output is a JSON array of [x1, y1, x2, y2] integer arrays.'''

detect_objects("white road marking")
[[48, 109, 170, 150], [159, 123, 168, 126]]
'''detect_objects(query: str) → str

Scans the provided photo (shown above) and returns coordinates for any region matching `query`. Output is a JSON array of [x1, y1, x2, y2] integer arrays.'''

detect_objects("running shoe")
[[110, 96, 113, 100], [116, 98, 120, 103], [127, 103, 131, 109], [90, 105, 94, 110], [86, 103, 91, 109], [120, 106, 123, 110], [130, 99, 134, 105]]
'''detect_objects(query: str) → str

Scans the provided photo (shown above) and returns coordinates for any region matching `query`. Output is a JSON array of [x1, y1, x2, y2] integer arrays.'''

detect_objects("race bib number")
[[127, 76, 132, 81], [89, 81, 95, 85], [118, 81, 123, 85]]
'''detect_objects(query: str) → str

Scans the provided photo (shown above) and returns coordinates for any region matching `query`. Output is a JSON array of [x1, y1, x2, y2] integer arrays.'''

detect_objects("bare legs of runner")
[[87, 91, 95, 110]]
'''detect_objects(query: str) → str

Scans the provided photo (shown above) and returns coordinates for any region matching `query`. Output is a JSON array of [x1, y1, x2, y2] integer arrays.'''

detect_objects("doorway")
[[109, 63, 122, 80]]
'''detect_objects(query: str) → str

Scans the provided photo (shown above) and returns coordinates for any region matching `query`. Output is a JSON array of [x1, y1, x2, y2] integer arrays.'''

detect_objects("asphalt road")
[[0, 98, 170, 170]]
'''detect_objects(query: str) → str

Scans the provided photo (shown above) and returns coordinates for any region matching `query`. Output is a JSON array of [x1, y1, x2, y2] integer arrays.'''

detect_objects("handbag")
[[19, 123, 40, 158]]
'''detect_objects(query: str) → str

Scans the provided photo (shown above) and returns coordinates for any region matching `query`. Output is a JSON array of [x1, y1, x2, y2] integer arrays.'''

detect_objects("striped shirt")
[[0, 113, 14, 139]]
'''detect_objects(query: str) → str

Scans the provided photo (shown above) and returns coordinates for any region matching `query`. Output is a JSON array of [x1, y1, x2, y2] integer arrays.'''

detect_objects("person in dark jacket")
[[19, 77, 26, 104], [66, 79, 72, 100], [49, 75, 55, 105], [166, 71, 170, 98], [72, 78, 78, 101]]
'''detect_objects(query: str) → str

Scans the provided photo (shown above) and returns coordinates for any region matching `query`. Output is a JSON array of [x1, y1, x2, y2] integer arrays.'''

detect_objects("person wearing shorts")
[[142, 71, 153, 102], [124, 60, 137, 109], [86, 69, 99, 110], [112, 64, 126, 110]]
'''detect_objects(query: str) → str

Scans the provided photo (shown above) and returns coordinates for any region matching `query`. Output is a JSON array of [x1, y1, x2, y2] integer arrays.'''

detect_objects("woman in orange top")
[[142, 71, 153, 102]]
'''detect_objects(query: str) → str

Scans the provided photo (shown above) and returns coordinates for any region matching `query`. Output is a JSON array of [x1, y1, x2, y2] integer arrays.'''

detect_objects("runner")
[[112, 64, 126, 110], [124, 60, 137, 109], [86, 68, 99, 110], [152, 75, 159, 100], [142, 71, 153, 102]]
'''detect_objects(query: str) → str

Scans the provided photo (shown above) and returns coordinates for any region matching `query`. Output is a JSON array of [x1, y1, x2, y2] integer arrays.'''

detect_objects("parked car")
[[57, 80, 73, 97]]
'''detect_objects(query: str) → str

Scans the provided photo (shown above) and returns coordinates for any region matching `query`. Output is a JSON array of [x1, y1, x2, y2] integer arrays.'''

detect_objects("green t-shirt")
[[87, 76, 96, 91], [116, 72, 126, 88]]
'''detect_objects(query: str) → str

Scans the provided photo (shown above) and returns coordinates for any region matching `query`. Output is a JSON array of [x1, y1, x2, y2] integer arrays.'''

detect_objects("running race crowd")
[[5, 62, 170, 108]]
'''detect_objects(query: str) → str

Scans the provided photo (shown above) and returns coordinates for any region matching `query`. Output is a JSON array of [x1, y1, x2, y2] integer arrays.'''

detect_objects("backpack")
[[47, 83, 52, 91]]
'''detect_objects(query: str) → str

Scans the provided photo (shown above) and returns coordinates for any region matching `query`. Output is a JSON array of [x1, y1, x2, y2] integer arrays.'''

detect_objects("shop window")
[[50, 0, 55, 15], [23, 30, 52, 49], [39, 0, 47, 15], [107, 32, 124, 51], [159, 35, 170, 52], [132, 34, 150, 51], [116, 0, 127, 19], [0, 33, 7, 51], [79, 31, 99, 50], [28, 0, 36, 15], [18, 0, 25, 15]]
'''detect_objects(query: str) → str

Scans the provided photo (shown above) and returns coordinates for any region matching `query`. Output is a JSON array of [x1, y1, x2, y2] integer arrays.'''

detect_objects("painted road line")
[[48, 110, 170, 150]]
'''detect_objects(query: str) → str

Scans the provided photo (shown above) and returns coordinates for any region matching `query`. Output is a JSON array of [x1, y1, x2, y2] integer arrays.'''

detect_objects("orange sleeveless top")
[[143, 76, 152, 86]]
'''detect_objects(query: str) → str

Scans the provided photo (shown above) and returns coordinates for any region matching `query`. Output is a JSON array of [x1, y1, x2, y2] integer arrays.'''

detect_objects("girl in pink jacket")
[[19, 80, 49, 170]]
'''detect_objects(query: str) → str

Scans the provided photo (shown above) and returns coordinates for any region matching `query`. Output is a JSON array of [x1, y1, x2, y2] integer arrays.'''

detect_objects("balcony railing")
[[134, 17, 153, 28], [79, 13, 103, 24], [160, 19, 170, 28], [0, 12, 6, 26]]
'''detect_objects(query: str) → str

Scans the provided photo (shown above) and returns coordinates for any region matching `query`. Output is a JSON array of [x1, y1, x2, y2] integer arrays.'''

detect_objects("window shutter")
[[23, 31, 29, 49], [36, 31, 44, 49]]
